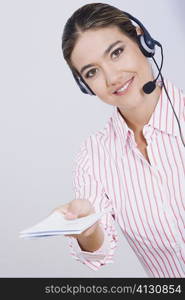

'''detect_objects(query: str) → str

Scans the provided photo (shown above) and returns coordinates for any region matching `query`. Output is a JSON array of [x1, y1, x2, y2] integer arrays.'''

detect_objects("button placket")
[[145, 130, 162, 177], [142, 128, 159, 170], [127, 130, 137, 149]]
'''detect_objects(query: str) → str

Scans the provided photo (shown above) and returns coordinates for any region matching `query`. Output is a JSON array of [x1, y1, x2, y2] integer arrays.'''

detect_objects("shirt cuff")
[[67, 222, 118, 271]]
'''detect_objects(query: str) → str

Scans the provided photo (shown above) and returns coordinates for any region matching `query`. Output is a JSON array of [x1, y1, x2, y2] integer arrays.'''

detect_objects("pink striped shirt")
[[68, 79, 185, 278]]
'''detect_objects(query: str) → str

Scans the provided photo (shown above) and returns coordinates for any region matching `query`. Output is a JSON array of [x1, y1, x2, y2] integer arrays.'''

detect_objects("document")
[[19, 210, 106, 239]]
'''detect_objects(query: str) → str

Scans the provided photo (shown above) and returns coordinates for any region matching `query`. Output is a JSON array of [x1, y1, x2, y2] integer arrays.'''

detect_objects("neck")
[[118, 85, 161, 135]]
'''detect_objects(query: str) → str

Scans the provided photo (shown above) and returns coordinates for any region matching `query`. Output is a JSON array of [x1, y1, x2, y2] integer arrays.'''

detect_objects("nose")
[[103, 65, 122, 87]]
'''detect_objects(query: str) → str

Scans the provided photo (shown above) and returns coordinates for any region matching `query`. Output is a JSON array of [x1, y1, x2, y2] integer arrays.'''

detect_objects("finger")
[[67, 200, 83, 218], [52, 204, 69, 215], [64, 233, 79, 238], [64, 211, 78, 220], [68, 199, 94, 218]]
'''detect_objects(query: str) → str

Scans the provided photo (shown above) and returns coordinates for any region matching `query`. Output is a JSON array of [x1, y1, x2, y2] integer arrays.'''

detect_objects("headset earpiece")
[[137, 34, 156, 57], [123, 12, 156, 57]]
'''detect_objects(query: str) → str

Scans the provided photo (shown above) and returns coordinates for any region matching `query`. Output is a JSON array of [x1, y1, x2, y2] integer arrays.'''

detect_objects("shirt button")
[[143, 126, 155, 141]]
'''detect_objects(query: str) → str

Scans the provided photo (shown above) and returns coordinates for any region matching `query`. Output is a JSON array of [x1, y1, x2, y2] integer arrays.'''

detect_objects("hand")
[[52, 199, 98, 238]]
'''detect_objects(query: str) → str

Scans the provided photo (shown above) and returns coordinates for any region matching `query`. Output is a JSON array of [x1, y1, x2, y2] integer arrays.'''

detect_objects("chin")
[[99, 96, 114, 106]]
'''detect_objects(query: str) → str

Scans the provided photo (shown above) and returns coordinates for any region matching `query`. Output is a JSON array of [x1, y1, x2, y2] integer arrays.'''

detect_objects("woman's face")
[[71, 25, 154, 110]]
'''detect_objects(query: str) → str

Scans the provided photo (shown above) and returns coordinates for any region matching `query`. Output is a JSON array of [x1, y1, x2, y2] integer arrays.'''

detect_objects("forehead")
[[71, 26, 129, 69]]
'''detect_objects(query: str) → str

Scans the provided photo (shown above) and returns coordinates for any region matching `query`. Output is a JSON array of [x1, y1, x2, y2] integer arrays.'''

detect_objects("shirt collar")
[[147, 78, 183, 137], [112, 78, 184, 148]]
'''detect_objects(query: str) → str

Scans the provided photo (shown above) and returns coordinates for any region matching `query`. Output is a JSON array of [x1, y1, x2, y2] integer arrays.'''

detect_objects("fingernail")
[[65, 212, 76, 219]]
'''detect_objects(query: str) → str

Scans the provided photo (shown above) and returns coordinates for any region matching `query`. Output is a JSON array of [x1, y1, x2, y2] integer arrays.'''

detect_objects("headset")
[[71, 11, 185, 147]]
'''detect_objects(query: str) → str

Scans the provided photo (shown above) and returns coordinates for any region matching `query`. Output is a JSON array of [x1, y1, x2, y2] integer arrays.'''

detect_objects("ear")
[[135, 26, 143, 36]]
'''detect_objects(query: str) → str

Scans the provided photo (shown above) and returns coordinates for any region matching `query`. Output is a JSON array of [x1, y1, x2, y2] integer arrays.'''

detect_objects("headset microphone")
[[143, 80, 157, 94]]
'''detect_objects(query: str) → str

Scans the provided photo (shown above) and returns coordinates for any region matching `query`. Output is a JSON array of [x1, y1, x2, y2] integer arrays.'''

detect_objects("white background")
[[0, 0, 184, 277]]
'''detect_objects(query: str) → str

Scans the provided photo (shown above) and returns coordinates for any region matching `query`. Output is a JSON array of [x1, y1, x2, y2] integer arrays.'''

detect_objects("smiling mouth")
[[113, 77, 134, 96]]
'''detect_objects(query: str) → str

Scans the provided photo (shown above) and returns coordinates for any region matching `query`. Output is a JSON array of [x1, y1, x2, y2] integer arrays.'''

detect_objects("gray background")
[[0, 0, 184, 277]]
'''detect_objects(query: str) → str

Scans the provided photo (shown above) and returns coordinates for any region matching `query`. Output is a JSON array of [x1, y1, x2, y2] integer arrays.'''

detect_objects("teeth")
[[115, 79, 132, 93], [117, 82, 130, 92]]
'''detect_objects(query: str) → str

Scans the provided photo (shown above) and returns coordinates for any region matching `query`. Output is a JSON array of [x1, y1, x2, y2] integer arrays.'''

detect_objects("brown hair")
[[61, 3, 137, 73]]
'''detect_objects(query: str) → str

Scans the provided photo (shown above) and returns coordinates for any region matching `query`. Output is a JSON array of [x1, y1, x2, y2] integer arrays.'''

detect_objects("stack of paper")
[[19, 210, 106, 239]]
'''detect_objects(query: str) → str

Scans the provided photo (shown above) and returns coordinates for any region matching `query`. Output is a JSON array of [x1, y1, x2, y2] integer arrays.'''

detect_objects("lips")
[[113, 77, 134, 95]]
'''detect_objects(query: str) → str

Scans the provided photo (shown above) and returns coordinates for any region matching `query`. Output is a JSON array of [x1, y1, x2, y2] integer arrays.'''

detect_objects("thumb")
[[65, 200, 82, 220], [65, 211, 77, 220]]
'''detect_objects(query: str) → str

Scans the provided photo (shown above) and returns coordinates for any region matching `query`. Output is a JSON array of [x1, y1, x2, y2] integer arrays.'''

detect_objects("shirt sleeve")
[[183, 92, 185, 122], [67, 139, 118, 271]]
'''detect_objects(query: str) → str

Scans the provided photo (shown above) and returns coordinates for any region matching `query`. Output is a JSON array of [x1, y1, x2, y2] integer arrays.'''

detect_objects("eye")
[[85, 68, 98, 79], [111, 47, 124, 59]]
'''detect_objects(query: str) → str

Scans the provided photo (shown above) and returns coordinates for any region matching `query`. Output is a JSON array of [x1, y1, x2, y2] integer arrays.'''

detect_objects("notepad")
[[19, 210, 106, 239]]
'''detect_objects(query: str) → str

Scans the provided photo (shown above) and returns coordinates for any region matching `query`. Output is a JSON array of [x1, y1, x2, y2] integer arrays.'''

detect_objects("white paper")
[[19, 210, 106, 239]]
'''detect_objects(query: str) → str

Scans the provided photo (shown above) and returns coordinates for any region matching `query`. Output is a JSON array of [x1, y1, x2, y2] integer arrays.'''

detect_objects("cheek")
[[125, 49, 144, 68], [125, 56, 140, 71], [90, 77, 105, 95], [91, 81, 113, 104]]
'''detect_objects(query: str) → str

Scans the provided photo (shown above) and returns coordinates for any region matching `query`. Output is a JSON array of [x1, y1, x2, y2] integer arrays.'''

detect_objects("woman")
[[55, 3, 185, 277]]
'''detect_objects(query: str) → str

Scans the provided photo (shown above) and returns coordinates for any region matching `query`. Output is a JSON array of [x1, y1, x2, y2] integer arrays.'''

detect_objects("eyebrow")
[[80, 40, 122, 75]]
